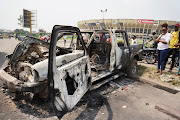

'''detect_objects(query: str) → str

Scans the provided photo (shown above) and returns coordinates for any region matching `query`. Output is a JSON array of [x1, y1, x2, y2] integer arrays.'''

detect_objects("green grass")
[[172, 80, 180, 86], [137, 65, 156, 76]]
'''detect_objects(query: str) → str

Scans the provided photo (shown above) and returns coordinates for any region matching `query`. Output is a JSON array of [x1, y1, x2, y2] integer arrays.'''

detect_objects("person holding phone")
[[156, 23, 172, 75]]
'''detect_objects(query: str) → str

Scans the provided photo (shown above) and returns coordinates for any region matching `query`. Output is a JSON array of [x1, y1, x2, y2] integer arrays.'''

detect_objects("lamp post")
[[100, 9, 107, 29]]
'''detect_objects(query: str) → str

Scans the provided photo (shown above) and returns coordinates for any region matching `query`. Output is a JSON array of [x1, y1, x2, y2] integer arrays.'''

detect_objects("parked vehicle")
[[40, 35, 50, 42], [3, 35, 11, 39], [141, 41, 157, 64], [0, 34, 3, 39], [16, 35, 25, 41], [0, 25, 142, 118]]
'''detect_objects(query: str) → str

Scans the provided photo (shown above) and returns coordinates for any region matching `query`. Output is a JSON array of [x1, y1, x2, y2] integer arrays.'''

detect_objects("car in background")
[[15, 34, 25, 41], [0, 34, 3, 39], [17, 36, 24, 41], [40, 35, 50, 42], [10, 34, 14, 37], [3, 35, 11, 39]]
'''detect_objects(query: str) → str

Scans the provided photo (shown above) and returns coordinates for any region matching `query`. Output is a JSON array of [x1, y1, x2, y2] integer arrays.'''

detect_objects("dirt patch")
[[137, 62, 180, 89]]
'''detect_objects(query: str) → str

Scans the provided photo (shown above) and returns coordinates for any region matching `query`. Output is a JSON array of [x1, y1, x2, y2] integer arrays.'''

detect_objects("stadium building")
[[78, 19, 179, 40]]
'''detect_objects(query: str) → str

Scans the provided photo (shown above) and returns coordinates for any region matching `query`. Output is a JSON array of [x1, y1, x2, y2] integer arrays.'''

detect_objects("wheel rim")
[[132, 64, 137, 74]]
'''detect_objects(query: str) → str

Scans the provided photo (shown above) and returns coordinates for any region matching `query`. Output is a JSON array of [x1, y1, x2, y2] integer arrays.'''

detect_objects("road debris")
[[122, 105, 127, 109], [160, 74, 173, 82], [146, 103, 149, 105]]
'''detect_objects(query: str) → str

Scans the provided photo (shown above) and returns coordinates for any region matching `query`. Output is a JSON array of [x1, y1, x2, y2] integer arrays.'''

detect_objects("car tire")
[[126, 59, 137, 78]]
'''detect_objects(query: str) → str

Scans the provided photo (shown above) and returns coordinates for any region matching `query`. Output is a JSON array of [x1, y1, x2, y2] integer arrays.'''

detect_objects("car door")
[[48, 25, 91, 113]]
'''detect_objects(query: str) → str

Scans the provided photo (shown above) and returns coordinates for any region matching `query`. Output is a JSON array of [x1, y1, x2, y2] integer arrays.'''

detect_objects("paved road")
[[0, 38, 20, 68], [0, 38, 179, 120]]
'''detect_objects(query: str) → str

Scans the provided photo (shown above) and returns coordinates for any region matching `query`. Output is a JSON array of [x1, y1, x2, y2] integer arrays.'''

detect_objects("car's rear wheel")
[[126, 59, 137, 78]]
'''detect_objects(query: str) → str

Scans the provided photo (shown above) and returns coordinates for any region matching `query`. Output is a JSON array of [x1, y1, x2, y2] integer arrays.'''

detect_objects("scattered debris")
[[160, 74, 173, 82], [146, 103, 149, 105], [111, 91, 117, 94], [122, 87, 127, 91], [122, 105, 127, 109]]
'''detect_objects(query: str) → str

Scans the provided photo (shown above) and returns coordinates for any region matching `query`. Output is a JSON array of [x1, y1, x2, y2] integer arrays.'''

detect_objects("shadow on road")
[[0, 52, 7, 68], [72, 76, 137, 120], [74, 90, 113, 120]]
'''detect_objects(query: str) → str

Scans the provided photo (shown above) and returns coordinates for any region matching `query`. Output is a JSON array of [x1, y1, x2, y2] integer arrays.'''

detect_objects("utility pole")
[[30, 11, 32, 35], [100, 9, 107, 29]]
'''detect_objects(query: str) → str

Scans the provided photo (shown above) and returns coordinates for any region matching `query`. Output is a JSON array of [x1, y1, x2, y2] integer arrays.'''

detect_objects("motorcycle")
[[141, 40, 157, 64]]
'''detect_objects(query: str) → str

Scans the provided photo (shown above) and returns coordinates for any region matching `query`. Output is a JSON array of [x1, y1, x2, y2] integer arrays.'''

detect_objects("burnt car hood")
[[0, 36, 84, 87]]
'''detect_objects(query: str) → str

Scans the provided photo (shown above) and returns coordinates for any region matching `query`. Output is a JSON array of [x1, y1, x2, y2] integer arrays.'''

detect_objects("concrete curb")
[[135, 77, 179, 94], [155, 104, 180, 119]]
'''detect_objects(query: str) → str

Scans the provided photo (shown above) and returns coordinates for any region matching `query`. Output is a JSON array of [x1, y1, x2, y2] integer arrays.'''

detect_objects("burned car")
[[0, 25, 141, 117]]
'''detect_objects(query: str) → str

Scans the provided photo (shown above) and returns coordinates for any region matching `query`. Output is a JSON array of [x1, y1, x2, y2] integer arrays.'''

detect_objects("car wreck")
[[0, 25, 142, 117]]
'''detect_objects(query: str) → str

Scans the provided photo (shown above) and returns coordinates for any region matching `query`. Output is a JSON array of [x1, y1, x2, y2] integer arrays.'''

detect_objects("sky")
[[0, 0, 180, 32]]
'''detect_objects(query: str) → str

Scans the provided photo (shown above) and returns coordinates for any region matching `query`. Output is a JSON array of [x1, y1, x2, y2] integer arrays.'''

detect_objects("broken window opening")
[[88, 32, 111, 76], [115, 32, 127, 47], [65, 73, 78, 95]]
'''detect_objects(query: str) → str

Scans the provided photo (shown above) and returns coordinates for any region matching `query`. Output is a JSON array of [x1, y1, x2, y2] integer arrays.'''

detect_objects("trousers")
[[165, 48, 179, 70], [157, 49, 169, 70]]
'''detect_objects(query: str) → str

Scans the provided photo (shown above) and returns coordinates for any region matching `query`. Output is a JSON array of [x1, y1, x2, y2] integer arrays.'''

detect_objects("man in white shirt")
[[131, 35, 138, 45]]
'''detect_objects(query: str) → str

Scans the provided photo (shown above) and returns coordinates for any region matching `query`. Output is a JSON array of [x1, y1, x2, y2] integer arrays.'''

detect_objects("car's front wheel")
[[126, 59, 137, 78]]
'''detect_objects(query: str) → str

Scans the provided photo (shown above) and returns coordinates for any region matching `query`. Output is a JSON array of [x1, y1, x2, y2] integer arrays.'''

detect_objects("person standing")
[[64, 35, 67, 47], [165, 23, 180, 72], [156, 23, 172, 75], [174, 43, 180, 76], [131, 35, 138, 45], [82, 33, 88, 43], [152, 32, 158, 48]]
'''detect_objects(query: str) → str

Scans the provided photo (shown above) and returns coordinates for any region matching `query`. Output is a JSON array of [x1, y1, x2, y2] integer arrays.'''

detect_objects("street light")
[[100, 9, 107, 29]]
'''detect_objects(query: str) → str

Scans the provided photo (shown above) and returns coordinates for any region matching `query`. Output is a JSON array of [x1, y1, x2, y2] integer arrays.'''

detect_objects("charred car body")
[[0, 25, 142, 116]]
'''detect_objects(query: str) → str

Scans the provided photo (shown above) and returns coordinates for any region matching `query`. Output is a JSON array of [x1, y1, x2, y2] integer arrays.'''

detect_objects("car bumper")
[[0, 67, 47, 93]]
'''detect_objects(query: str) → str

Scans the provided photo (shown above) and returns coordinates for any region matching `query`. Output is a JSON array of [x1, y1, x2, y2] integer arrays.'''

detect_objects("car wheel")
[[126, 59, 137, 78]]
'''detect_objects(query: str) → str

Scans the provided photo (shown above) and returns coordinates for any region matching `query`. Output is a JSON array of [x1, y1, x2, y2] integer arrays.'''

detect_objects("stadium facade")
[[78, 19, 179, 39]]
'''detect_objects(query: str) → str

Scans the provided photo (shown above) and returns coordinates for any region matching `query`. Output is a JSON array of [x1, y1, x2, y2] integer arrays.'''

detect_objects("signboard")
[[23, 9, 31, 28], [137, 19, 154, 24]]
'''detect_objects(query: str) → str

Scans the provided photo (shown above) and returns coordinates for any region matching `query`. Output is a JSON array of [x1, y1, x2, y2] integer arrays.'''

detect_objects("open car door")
[[48, 25, 91, 115]]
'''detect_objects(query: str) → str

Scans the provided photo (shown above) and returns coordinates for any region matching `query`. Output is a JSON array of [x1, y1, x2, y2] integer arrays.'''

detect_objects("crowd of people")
[[130, 23, 180, 76], [156, 23, 180, 75]]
